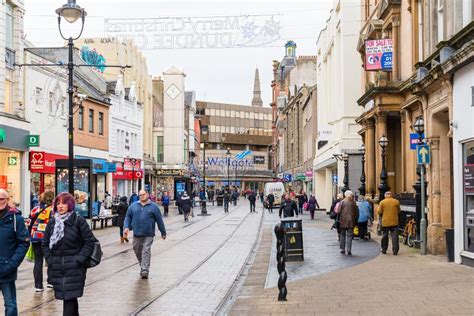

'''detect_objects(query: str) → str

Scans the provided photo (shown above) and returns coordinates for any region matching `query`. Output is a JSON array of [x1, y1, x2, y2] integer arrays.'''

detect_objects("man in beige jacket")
[[377, 191, 401, 255]]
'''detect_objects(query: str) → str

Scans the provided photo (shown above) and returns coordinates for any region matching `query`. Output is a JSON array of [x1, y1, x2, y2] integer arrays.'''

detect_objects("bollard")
[[274, 224, 287, 301]]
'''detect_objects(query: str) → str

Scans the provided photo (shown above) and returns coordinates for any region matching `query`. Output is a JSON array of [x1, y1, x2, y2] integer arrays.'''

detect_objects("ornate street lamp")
[[226, 148, 231, 189], [341, 153, 349, 194], [378, 135, 390, 201], [359, 143, 366, 196], [56, 0, 87, 194]]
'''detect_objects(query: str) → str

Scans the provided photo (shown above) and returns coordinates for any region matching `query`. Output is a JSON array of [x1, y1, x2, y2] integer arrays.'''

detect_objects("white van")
[[264, 182, 285, 207]]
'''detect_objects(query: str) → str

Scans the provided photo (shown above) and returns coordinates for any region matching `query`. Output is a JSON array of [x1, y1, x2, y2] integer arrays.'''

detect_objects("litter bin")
[[216, 195, 224, 206], [445, 228, 454, 262], [281, 218, 304, 261]]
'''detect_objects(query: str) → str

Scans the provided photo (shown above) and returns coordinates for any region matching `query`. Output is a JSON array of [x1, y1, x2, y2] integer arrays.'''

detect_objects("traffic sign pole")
[[420, 164, 427, 255]]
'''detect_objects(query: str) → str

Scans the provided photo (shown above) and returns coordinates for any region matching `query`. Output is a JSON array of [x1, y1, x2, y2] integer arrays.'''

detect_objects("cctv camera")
[[77, 93, 87, 100]]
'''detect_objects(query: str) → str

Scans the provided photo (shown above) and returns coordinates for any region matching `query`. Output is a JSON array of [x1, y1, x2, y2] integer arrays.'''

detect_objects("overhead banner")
[[365, 39, 393, 71], [104, 14, 283, 50]]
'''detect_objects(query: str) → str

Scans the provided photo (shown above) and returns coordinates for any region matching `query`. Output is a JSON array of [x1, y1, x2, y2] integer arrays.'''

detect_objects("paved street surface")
[[230, 212, 474, 316], [13, 201, 263, 316]]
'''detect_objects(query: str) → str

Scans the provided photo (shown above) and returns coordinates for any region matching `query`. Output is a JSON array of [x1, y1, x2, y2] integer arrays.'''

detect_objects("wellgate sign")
[[205, 157, 254, 169]]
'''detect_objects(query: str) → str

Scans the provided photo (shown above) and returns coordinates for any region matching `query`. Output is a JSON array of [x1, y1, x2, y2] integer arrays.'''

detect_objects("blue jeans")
[[1, 281, 18, 316]]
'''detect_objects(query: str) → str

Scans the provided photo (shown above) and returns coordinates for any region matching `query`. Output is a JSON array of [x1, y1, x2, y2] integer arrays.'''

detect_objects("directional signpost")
[[416, 144, 430, 255]]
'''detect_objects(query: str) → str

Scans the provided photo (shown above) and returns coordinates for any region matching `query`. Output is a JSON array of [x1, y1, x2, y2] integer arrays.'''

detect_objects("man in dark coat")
[[338, 191, 359, 255], [116, 196, 129, 243], [223, 190, 230, 213], [267, 193, 275, 213], [279, 195, 298, 218], [180, 192, 192, 222], [0, 189, 29, 316], [248, 191, 257, 213]]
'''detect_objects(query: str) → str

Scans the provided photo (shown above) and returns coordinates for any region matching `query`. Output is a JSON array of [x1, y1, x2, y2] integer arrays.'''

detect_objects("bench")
[[92, 215, 117, 230]]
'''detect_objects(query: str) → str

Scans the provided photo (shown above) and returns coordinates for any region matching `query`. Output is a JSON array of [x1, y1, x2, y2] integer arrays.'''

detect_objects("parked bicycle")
[[402, 215, 416, 247]]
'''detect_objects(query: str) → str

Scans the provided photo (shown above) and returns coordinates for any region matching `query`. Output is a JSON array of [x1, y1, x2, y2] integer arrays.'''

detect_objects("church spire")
[[252, 67, 263, 107]]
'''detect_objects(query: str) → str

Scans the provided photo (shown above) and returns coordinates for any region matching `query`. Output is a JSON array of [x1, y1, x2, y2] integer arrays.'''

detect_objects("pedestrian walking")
[[296, 190, 308, 215], [124, 190, 166, 279], [279, 195, 298, 218], [338, 191, 359, 255], [0, 189, 29, 316], [104, 191, 113, 209], [267, 193, 275, 213], [208, 189, 215, 206], [116, 196, 129, 243], [223, 190, 230, 213], [377, 191, 401, 255], [42, 192, 97, 316], [259, 190, 264, 204], [356, 196, 372, 241], [308, 195, 320, 220], [161, 192, 170, 217], [129, 192, 139, 205], [199, 188, 208, 213], [176, 192, 183, 215], [232, 189, 238, 206], [248, 191, 257, 213], [28, 190, 56, 291], [181, 192, 192, 222]]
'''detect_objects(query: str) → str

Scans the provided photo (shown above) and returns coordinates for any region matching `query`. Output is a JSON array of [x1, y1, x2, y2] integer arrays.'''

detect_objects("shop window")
[[99, 112, 104, 135], [89, 109, 94, 133], [78, 106, 84, 130], [157, 136, 164, 163], [463, 141, 474, 252]]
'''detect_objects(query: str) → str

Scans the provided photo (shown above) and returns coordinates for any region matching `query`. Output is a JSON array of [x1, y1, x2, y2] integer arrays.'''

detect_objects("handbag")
[[85, 241, 103, 268]]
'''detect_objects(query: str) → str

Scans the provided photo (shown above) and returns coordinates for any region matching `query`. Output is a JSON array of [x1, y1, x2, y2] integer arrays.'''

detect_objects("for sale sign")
[[365, 39, 393, 71]]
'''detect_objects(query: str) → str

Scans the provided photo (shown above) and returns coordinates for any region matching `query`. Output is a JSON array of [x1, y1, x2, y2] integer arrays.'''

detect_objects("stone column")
[[365, 119, 376, 197], [428, 137, 445, 254], [392, 15, 401, 81], [400, 110, 407, 190], [375, 112, 388, 197]]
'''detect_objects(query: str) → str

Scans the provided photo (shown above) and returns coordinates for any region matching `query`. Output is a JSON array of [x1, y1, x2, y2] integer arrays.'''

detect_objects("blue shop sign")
[[106, 162, 117, 172], [410, 133, 424, 150], [76, 156, 108, 174]]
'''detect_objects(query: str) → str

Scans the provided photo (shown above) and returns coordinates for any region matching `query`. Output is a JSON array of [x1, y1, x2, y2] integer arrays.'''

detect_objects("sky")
[[24, 0, 334, 106]]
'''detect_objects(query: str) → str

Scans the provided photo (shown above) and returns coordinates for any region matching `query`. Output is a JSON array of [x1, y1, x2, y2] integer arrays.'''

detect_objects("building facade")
[[314, 1, 363, 211], [355, 0, 473, 260], [196, 100, 273, 192]]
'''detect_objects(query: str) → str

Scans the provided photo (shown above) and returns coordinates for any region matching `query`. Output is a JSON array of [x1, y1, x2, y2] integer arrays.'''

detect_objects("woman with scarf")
[[42, 192, 96, 316]]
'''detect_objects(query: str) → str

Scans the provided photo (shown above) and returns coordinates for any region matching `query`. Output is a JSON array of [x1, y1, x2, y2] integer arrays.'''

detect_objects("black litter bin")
[[216, 195, 223, 206], [445, 228, 454, 262], [281, 218, 304, 261]]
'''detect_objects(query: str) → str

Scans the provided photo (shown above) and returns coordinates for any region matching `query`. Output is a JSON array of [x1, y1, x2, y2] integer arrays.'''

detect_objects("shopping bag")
[[25, 244, 35, 262]]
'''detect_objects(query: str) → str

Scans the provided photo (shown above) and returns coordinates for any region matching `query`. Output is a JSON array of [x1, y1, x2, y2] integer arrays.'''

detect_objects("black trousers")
[[381, 226, 399, 254], [268, 202, 273, 212], [163, 205, 169, 216], [118, 226, 124, 238], [250, 203, 256, 212], [32, 242, 45, 289], [224, 202, 229, 212], [63, 298, 79, 316], [358, 221, 368, 239]]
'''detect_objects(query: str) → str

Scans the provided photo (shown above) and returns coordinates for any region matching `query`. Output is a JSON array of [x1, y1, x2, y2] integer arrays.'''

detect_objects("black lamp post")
[[199, 125, 209, 215], [359, 144, 366, 196], [341, 153, 349, 194], [378, 135, 390, 201], [414, 117, 427, 255], [56, 0, 87, 194], [226, 147, 231, 189]]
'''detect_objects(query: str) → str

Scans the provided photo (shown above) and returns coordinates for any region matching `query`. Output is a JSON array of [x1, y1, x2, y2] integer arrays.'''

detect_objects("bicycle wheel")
[[407, 235, 415, 247]]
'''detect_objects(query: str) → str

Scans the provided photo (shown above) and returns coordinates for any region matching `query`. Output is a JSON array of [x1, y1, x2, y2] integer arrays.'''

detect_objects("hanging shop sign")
[[365, 39, 393, 71], [29, 151, 68, 174], [156, 169, 184, 177], [253, 156, 265, 164], [124, 158, 141, 170]]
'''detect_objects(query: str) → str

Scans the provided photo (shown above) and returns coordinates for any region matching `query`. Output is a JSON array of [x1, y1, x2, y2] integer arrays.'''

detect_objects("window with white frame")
[[5, 2, 14, 49]]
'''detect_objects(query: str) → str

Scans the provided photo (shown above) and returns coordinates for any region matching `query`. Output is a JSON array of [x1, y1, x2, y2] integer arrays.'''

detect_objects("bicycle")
[[402, 215, 416, 247]]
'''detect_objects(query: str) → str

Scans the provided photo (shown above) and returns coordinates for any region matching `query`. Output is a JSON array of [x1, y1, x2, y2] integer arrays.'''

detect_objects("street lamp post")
[[359, 144, 366, 196], [341, 153, 349, 194], [199, 125, 209, 216], [226, 148, 231, 189], [414, 117, 427, 255], [56, 0, 87, 194], [378, 135, 390, 201]]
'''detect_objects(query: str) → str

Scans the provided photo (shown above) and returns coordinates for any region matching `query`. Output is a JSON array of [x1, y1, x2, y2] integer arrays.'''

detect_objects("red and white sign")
[[365, 39, 393, 71], [123, 158, 141, 171], [29, 151, 68, 174], [113, 167, 144, 180]]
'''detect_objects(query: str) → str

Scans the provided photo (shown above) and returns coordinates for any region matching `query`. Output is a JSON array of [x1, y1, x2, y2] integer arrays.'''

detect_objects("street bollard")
[[274, 224, 287, 301]]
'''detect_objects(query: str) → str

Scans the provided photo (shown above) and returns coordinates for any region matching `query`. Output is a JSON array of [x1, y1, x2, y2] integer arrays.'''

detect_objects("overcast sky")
[[24, 0, 333, 106]]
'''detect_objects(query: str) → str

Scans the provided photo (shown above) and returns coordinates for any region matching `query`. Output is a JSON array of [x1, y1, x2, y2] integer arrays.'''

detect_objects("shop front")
[[304, 170, 313, 195], [29, 151, 68, 198], [112, 167, 143, 198], [76, 156, 116, 203], [0, 126, 29, 210]]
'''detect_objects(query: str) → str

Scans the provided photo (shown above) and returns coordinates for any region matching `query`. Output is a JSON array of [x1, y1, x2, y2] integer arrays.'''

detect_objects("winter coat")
[[308, 197, 319, 212], [248, 193, 256, 203], [42, 212, 96, 301], [0, 206, 29, 283], [338, 200, 359, 229], [223, 192, 230, 203], [129, 193, 139, 205], [124, 201, 166, 237], [297, 194, 306, 206], [279, 199, 298, 218], [199, 191, 207, 201], [181, 196, 192, 213], [267, 194, 275, 204], [377, 197, 401, 227], [357, 200, 372, 223], [162, 196, 170, 206], [116, 201, 128, 227]]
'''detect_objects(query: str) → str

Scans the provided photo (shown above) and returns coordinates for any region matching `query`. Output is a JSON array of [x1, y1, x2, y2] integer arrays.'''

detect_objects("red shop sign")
[[29, 151, 68, 174], [113, 167, 144, 180]]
